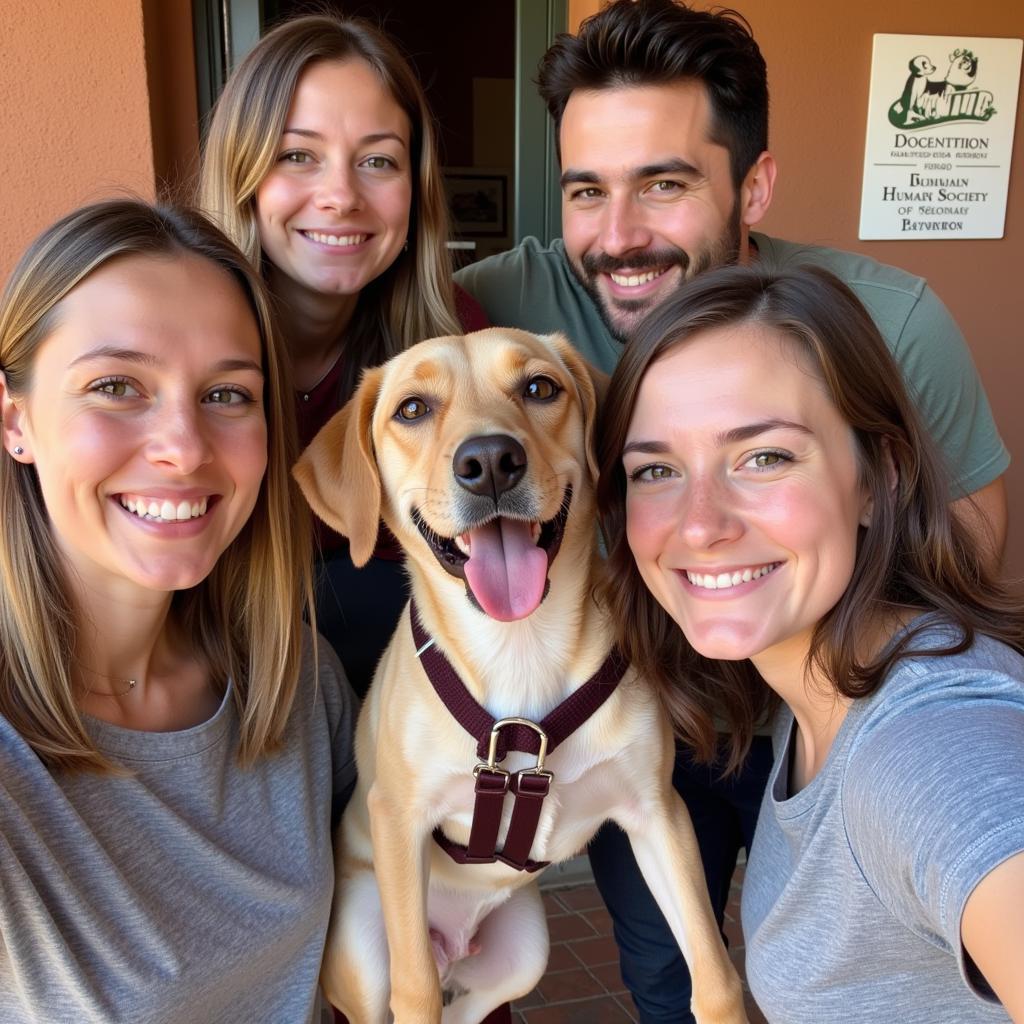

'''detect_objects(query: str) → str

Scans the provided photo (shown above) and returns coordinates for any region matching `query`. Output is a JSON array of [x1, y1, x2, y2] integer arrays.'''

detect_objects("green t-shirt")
[[456, 234, 1008, 498]]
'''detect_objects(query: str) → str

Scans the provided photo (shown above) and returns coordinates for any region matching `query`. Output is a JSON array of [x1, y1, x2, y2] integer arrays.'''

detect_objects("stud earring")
[[13, 446, 24, 455]]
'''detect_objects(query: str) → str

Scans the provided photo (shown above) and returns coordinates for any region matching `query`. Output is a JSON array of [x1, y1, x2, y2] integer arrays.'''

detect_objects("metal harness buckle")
[[474, 716, 553, 780]]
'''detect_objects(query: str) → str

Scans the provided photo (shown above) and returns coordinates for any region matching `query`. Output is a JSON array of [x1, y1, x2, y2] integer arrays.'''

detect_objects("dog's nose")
[[453, 434, 527, 500]]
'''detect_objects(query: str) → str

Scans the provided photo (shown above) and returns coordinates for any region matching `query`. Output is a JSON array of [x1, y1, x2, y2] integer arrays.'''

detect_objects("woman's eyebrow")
[[212, 358, 264, 375], [69, 345, 159, 369], [622, 420, 811, 456], [68, 347, 263, 376], [281, 127, 407, 148], [715, 419, 811, 445], [622, 439, 671, 457]]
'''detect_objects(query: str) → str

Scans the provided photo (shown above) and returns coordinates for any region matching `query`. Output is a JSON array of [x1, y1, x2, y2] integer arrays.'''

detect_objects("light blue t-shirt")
[[742, 621, 1024, 1023]]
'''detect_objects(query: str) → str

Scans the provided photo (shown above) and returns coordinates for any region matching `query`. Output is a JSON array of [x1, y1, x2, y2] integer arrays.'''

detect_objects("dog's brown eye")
[[396, 397, 430, 421], [524, 376, 560, 402]]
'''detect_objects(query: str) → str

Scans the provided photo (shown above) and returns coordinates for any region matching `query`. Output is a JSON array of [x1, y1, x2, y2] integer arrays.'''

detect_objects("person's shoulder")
[[907, 619, 1021, 676], [0, 711, 50, 795], [295, 625, 357, 723], [455, 236, 569, 288], [753, 232, 928, 305], [864, 619, 1024, 714], [454, 237, 610, 353], [482, 235, 566, 264], [840, 620, 1024, 794]]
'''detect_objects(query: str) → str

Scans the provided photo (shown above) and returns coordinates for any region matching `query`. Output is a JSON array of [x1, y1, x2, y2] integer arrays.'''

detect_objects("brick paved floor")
[[512, 864, 767, 1024]]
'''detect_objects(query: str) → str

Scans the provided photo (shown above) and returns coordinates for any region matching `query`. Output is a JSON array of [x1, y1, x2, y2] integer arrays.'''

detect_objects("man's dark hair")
[[537, 0, 768, 188]]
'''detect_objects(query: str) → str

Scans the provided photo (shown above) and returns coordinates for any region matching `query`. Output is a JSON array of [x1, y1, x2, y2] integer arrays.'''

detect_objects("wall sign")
[[859, 33, 1022, 240]]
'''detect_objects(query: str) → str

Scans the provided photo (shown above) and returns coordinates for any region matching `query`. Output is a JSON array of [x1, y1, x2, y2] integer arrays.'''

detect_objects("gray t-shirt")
[[741, 622, 1024, 1023], [0, 630, 357, 1024], [456, 235, 1009, 498]]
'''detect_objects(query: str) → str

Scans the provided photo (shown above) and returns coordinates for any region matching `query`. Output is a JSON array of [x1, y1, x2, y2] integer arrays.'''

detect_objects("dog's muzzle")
[[411, 485, 572, 622]]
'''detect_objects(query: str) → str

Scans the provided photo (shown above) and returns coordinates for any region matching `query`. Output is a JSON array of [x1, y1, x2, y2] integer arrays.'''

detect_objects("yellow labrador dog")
[[295, 328, 746, 1024]]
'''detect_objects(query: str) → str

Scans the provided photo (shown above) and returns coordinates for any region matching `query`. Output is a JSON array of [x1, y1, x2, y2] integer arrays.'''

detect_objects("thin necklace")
[[298, 346, 345, 402], [76, 662, 139, 698]]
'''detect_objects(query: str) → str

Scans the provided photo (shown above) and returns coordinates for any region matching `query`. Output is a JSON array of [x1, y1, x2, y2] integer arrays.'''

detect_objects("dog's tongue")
[[463, 518, 547, 621]]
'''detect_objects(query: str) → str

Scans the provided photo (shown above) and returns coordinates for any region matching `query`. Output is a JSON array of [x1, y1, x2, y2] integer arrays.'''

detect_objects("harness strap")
[[411, 601, 628, 872], [501, 771, 552, 868], [432, 826, 549, 874], [411, 602, 629, 760], [466, 768, 509, 861]]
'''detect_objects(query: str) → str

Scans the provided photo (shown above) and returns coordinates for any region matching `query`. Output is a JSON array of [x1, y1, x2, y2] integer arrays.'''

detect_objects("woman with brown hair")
[[199, 13, 487, 693], [597, 263, 1024, 1023], [0, 199, 355, 1022]]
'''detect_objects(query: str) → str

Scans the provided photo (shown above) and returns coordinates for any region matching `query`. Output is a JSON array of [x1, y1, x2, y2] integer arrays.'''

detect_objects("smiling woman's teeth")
[[686, 563, 779, 590], [305, 231, 367, 247], [121, 496, 208, 522]]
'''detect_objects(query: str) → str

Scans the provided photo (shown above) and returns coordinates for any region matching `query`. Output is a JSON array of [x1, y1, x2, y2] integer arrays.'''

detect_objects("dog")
[[294, 328, 747, 1024]]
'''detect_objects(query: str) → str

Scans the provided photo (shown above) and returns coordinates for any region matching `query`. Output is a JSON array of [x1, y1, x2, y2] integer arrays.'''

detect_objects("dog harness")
[[411, 602, 629, 873]]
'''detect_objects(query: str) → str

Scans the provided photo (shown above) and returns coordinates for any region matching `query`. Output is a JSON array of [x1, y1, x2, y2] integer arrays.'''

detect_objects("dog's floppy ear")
[[293, 366, 385, 567], [549, 333, 608, 482]]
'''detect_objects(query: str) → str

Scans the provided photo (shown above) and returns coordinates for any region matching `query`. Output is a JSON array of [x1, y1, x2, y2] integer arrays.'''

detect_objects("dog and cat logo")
[[888, 46, 997, 128]]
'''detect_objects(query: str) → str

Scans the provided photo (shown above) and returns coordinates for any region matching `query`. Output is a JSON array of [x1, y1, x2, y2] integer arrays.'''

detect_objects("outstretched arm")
[[961, 850, 1024, 1022]]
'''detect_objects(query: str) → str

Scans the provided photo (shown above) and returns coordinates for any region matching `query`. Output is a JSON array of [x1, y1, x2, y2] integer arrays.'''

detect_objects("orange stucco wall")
[[570, 1, 1024, 581], [0, 1, 156, 282]]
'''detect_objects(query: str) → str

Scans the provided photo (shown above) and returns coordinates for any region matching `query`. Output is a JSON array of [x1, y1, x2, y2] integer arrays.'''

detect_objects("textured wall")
[[0, 0, 155, 282], [569, 0, 1024, 581]]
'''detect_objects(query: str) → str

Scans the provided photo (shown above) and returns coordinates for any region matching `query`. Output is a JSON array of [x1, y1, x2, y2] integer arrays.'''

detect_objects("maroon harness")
[[411, 602, 629, 872]]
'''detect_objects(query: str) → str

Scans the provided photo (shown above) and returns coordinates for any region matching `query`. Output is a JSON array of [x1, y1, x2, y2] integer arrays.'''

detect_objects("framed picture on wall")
[[443, 170, 509, 237]]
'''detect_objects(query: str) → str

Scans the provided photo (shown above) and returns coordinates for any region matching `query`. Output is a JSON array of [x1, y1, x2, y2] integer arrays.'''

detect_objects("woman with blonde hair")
[[597, 263, 1024, 1022], [199, 13, 487, 692], [0, 199, 356, 1022]]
